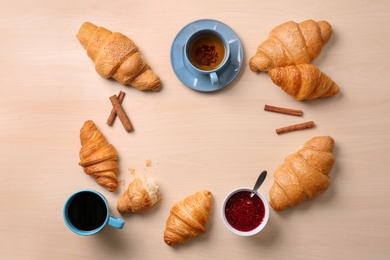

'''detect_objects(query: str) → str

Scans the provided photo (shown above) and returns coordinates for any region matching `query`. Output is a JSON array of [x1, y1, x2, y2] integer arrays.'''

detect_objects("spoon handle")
[[251, 170, 267, 197]]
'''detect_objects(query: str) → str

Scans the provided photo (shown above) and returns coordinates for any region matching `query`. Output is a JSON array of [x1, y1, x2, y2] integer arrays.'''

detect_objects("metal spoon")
[[250, 170, 267, 197]]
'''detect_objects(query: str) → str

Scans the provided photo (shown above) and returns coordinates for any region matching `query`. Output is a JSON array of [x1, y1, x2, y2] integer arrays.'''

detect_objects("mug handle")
[[209, 72, 219, 86], [108, 215, 125, 229]]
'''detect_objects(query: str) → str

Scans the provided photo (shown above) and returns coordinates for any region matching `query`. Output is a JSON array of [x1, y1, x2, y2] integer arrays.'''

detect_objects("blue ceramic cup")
[[184, 29, 231, 86], [63, 190, 125, 236]]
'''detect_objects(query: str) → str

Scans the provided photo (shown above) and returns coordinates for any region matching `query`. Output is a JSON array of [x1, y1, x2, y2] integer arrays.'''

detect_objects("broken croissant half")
[[117, 175, 161, 214]]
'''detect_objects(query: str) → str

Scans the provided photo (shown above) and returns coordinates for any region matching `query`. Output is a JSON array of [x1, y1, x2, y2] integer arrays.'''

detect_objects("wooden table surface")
[[1, 0, 389, 259]]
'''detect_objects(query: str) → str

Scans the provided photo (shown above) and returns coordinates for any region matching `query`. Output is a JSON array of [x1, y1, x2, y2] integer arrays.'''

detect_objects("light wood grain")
[[1, 0, 390, 259]]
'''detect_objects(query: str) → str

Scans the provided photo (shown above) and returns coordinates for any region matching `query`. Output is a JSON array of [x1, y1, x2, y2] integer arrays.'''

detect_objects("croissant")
[[269, 136, 335, 211], [79, 120, 118, 192], [76, 21, 161, 91], [164, 190, 213, 247], [268, 63, 340, 100], [117, 175, 161, 214], [249, 20, 332, 72]]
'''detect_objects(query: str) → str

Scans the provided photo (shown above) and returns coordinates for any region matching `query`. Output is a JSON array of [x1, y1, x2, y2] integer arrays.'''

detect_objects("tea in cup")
[[184, 29, 230, 86]]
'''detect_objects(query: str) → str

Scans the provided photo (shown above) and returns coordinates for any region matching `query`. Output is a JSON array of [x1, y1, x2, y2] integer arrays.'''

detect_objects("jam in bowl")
[[221, 187, 269, 236]]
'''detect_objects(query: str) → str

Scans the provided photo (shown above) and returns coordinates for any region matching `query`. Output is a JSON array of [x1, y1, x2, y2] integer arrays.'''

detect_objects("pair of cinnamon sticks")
[[106, 95, 312, 134], [264, 104, 315, 134], [107, 91, 133, 132]]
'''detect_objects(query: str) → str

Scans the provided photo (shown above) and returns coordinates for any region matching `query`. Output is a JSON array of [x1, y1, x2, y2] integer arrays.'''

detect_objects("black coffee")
[[67, 192, 107, 231]]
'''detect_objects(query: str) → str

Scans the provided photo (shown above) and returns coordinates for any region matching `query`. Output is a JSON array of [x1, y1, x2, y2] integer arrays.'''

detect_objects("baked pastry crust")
[[164, 190, 213, 246], [269, 136, 335, 211], [117, 175, 161, 214], [77, 21, 161, 91]]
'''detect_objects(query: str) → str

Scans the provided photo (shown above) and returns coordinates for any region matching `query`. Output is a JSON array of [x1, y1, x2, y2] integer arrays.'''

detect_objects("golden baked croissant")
[[79, 120, 118, 192], [269, 136, 335, 211], [268, 63, 340, 100], [117, 175, 161, 214], [76, 21, 161, 91], [164, 190, 213, 247], [249, 20, 332, 72]]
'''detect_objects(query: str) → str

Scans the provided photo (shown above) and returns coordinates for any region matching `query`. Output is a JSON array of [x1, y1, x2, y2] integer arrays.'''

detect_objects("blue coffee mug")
[[63, 189, 124, 236]]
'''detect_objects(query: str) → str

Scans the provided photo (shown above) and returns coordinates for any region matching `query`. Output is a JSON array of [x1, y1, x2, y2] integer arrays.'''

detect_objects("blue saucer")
[[171, 19, 244, 92]]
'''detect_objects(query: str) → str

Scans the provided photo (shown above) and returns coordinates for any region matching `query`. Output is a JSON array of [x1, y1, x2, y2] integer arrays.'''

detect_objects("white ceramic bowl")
[[221, 187, 270, 236]]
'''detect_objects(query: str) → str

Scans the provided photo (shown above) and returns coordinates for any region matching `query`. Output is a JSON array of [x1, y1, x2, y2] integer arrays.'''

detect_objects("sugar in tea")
[[67, 191, 107, 231], [188, 33, 226, 71]]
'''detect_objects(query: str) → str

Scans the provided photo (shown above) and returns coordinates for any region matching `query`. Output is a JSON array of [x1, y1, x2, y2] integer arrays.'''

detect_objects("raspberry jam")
[[224, 191, 265, 232]]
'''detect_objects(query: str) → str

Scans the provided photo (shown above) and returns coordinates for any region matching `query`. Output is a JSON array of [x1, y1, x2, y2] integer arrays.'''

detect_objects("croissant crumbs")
[[145, 159, 152, 167], [128, 167, 136, 176]]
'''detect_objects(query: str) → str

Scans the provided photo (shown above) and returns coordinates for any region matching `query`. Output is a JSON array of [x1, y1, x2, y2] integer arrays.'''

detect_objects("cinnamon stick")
[[109, 94, 133, 132], [264, 104, 303, 116], [276, 121, 315, 135], [106, 91, 126, 125]]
